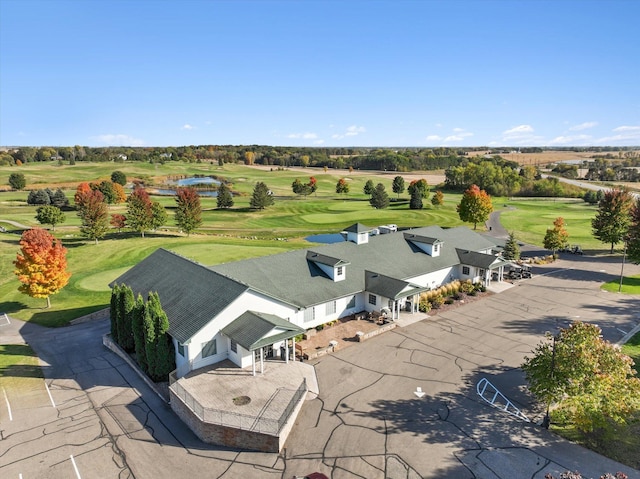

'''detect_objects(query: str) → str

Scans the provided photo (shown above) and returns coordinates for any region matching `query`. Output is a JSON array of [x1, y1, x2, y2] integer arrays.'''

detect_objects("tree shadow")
[[0, 301, 30, 314]]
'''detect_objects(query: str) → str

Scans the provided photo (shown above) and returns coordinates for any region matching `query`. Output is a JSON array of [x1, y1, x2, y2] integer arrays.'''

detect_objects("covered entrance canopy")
[[221, 311, 305, 376], [365, 270, 430, 320]]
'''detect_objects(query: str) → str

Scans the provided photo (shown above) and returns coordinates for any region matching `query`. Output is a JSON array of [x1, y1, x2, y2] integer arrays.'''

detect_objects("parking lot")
[[1, 253, 639, 478]]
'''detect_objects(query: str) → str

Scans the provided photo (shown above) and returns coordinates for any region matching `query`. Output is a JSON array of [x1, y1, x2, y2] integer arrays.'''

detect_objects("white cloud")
[[426, 135, 442, 141], [569, 121, 598, 131], [181, 124, 194, 130], [287, 132, 318, 139], [313, 139, 325, 145], [426, 128, 473, 144], [503, 124, 534, 136], [548, 134, 592, 146], [332, 125, 366, 139], [452, 127, 465, 133], [345, 125, 366, 136], [92, 134, 145, 146], [612, 125, 640, 133], [596, 125, 640, 144]]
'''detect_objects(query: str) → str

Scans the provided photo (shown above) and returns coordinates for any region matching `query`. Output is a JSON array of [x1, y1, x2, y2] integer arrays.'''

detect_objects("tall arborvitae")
[[152, 292, 175, 381], [132, 293, 147, 373], [119, 285, 136, 352], [143, 293, 157, 380], [503, 232, 521, 261], [110, 284, 120, 343]]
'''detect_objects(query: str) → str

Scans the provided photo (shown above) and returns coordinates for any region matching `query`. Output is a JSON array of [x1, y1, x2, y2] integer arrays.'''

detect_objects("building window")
[[369, 294, 377, 305], [304, 307, 315, 323], [433, 244, 439, 253], [326, 300, 336, 315], [336, 266, 343, 276], [230, 339, 237, 353], [177, 343, 185, 357], [462, 266, 470, 275], [347, 295, 356, 309], [202, 339, 217, 358]]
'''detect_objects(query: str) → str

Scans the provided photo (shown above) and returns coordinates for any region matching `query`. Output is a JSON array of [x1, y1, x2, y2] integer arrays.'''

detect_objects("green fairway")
[[0, 344, 44, 395], [601, 274, 640, 294], [0, 161, 624, 326]]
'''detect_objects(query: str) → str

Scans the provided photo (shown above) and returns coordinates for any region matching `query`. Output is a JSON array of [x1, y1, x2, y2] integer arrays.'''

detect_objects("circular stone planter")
[[233, 395, 251, 406]]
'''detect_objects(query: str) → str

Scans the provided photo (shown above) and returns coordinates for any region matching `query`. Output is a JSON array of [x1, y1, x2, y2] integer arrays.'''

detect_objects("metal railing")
[[169, 371, 307, 436]]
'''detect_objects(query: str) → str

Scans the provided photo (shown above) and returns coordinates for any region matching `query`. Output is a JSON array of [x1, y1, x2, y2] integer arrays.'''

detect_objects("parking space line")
[[3, 387, 12, 421], [45, 381, 56, 408], [70, 455, 82, 479]]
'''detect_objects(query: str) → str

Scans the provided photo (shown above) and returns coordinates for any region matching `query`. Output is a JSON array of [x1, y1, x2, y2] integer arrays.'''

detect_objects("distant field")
[[0, 160, 615, 325]]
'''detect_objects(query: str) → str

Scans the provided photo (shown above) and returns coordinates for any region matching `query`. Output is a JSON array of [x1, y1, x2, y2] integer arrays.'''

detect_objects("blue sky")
[[1, 0, 638, 148]]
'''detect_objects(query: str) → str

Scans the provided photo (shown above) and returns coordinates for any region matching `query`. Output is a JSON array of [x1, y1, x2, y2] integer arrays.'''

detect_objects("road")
[[1, 253, 639, 478]]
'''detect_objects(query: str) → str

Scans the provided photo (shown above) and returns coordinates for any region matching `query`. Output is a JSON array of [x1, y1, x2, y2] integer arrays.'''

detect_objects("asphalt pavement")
[[1, 252, 639, 478]]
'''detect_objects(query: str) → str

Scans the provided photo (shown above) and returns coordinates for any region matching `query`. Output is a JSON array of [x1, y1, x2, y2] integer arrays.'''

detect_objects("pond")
[[306, 233, 345, 244], [154, 189, 218, 197], [175, 177, 221, 186]]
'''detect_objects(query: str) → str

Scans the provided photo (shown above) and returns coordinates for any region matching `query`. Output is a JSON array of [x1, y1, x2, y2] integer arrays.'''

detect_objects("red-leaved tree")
[[14, 228, 71, 308]]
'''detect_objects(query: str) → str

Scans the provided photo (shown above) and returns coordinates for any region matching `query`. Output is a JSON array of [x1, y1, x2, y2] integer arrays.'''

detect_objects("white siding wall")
[[184, 290, 297, 374], [407, 267, 455, 290], [293, 293, 364, 329]]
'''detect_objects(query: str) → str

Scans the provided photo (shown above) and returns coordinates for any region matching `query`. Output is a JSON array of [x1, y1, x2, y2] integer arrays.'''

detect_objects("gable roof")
[[343, 223, 373, 233], [211, 226, 498, 309], [221, 311, 304, 351], [403, 233, 443, 245], [364, 270, 427, 299], [456, 248, 507, 269], [111, 248, 248, 344], [306, 250, 350, 267]]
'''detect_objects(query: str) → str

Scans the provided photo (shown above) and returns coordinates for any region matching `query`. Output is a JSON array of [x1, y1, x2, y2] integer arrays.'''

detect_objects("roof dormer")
[[342, 223, 373, 245], [306, 251, 350, 282], [404, 233, 443, 257]]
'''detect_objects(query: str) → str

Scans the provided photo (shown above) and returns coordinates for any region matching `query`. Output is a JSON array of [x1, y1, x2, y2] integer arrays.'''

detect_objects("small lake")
[[154, 189, 218, 197], [176, 177, 221, 186], [306, 233, 345, 244], [153, 176, 222, 197]]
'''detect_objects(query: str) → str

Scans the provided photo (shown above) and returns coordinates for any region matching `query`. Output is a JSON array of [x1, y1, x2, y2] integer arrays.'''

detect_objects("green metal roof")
[[221, 311, 304, 351], [111, 248, 248, 344]]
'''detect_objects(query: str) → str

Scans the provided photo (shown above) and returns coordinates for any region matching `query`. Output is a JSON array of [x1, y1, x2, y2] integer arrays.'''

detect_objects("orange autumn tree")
[[14, 228, 71, 308]]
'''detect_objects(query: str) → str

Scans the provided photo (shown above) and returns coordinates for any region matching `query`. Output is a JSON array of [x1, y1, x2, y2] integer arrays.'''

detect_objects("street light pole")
[[543, 333, 557, 429], [619, 241, 627, 293]]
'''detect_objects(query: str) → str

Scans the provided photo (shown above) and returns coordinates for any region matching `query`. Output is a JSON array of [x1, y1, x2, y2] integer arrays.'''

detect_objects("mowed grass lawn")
[[0, 160, 615, 327], [0, 344, 45, 414]]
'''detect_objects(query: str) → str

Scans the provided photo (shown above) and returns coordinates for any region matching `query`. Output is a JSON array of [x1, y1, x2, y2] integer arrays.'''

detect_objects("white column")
[[260, 347, 264, 374], [285, 341, 289, 364], [292, 337, 296, 362], [252, 351, 256, 376]]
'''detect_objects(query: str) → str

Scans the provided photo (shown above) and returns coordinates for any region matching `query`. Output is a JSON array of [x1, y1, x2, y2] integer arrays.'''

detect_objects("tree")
[[175, 186, 202, 236], [431, 190, 444, 208], [591, 188, 634, 253], [112, 182, 127, 203], [457, 184, 493, 230], [522, 322, 640, 433], [392, 176, 405, 199], [50, 188, 69, 208], [77, 189, 109, 244], [127, 187, 153, 237], [250, 182, 274, 210], [369, 183, 390, 209], [13, 228, 71, 308], [118, 285, 135, 352], [111, 170, 127, 186], [409, 188, 423, 210], [543, 217, 569, 255], [132, 294, 147, 373], [628, 198, 640, 264], [143, 294, 157, 379], [151, 292, 175, 381], [308, 176, 317, 195], [363, 179, 375, 196], [407, 178, 429, 199], [93, 180, 118, 204], [216, 182, 234, 208], [9, 172, 26, 190], [110, 284, 121, 344], [291, 178, 311, 197], [336, 178, 349, 195], [503, 232, 520, 260], [150, 201, 168, 231], [35, 205, 66, 231], [74, 182, 92, 208], [27, 189, 51, 205], [110, 213, 127, 232]]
